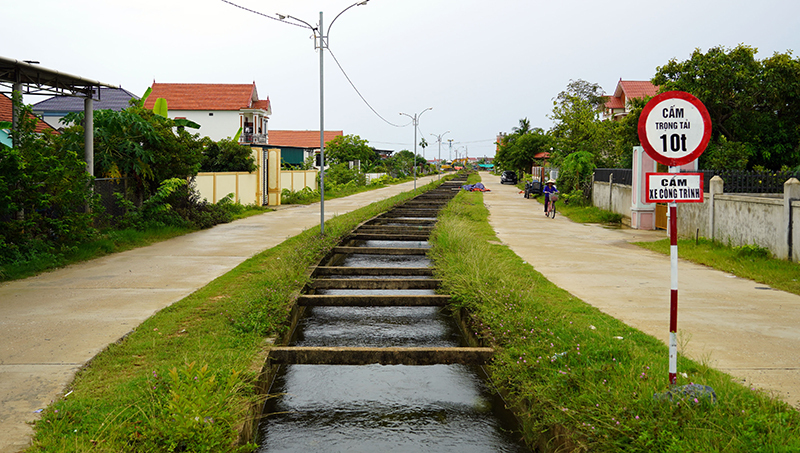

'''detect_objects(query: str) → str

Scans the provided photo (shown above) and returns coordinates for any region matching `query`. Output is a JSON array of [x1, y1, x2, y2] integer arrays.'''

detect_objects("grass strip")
[[25, 178, 447, 453], [428, 175, 800, 452], [527, 192, 624, 224], [0, 206, 271, 282], [635, 237, 800, 297]]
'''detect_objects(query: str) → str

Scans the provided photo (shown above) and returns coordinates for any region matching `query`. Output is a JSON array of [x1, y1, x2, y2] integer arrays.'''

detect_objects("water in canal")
[[256, 240, 528, 452]]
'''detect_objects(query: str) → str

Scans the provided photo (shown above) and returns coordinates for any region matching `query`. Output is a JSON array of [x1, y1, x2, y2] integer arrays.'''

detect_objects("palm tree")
[[512, 117, 532, 136]]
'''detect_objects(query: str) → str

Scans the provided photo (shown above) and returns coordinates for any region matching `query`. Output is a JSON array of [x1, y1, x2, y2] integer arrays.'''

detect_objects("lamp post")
[[400, 107, 432, 192], [281, 1, 369, 235], [431, 131, 450, 179]]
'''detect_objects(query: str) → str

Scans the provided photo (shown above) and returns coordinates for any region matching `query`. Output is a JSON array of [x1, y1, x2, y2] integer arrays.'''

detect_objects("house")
[[603, 79, 658, 121], [143, 82, 271, 144], [268, 130, 343, 167], [1, 93, 57, 146], [31, 87, 139, 130]]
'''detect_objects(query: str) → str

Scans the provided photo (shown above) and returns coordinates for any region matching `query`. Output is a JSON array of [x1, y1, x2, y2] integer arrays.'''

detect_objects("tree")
[[549, 79, 618, 168], [652, 45, 800, 169], [61, 105, 204, 203], [324, 134, 375, 166], [1, 99, 95, 265], [385, 150, 415, 178], [494, 123, 551, 175], [201, 138, 257, 173]]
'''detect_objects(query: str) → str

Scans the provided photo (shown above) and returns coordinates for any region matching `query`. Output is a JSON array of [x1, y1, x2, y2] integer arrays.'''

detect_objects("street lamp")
[[399, 108, 432, 192], [280, 0, 369, 235], [431, 131, 450, 179]]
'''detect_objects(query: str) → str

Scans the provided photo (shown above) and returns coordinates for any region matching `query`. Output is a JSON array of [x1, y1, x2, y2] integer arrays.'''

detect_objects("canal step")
[[381, 210, 441, 218], [268, 346, 494, 365], [366, 218, 436, 226], [332, 246, 429, 255], [312, 266, 434, 277], [310, 278, 440, 290], [297, 294, 450, 306], [347, 233, 431, 241], [354, 225, 434, 233]]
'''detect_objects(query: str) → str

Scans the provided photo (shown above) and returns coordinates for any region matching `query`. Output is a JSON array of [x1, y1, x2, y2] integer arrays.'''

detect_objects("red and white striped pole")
[[668, 165, 679, 386]]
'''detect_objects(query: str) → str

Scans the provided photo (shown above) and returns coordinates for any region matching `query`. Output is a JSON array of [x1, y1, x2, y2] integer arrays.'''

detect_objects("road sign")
[[638, 91, 711, 167], [645, 173, 704, 203]]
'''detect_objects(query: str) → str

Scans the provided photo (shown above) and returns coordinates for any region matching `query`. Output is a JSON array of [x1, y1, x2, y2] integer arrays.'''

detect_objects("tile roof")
[[615, 80, 659, 100], [0, 94, 58, 135], [143, 83, 265, 111], [268, 130, 344, 148], [604, 97, 625, 109], [32, 87, 139, 113], [604, 80, 659, 111]]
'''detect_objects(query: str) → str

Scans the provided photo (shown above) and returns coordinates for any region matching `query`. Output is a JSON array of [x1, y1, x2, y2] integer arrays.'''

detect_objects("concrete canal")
[[256, 178, 529, 452]]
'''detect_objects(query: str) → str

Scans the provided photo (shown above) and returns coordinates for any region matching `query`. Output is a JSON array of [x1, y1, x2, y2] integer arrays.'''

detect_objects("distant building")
[[1, 93, 58, 146], [268, 130, 343, 167], [32, 87, 139, 130], [144, 82, 271, 144], [603, 79, 658, 121]]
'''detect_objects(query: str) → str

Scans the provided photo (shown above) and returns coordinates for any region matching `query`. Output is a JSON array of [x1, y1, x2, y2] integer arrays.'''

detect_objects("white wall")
[[171, 110, 240, 141]]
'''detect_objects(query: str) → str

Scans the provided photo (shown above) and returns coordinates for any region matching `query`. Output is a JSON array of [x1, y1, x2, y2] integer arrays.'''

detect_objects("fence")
[[594, 168, 632, 186], [693, 169, 800, 194], [590, 168, 800, 260], [94, 178, 128, 218]]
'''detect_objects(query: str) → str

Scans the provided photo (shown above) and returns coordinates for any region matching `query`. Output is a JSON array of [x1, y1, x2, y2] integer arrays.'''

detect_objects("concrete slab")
[[0, 176, 439, 453], [480, 172, 800, 409]]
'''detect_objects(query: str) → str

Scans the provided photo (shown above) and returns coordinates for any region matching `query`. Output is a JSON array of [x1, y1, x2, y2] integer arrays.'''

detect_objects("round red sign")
[[637, 91, 712, 167]]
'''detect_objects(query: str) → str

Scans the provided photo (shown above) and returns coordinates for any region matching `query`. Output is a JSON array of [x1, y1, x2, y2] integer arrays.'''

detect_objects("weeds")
[[26, 178, 449, 452], [635, 237, 800, 296], [429, 182, 800, 452]]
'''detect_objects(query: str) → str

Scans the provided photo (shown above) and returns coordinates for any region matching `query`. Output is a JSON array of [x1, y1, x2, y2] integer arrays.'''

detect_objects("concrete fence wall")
[[280, 170, 318, 193], [592, 180, 632, 218], [593, 177, 800, 261], [195, 172, 260, 205]]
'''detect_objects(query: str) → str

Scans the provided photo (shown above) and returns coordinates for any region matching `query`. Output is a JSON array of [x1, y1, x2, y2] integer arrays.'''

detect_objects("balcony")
[[241, 133, 267, 145]]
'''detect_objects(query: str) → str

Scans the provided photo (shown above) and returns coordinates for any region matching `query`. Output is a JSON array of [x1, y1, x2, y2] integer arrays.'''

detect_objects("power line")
[[327, 48, 409, 128], [219, 0, 311, 29]]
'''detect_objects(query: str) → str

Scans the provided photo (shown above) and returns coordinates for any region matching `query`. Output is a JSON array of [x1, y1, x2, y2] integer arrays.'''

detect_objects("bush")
[[201, 138, 257, 173], [0, 99, 97, 267], [114, 179, 241, 231]]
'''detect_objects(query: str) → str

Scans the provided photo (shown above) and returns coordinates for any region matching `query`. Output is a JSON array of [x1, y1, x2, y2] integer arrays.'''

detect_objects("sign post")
[[638, 91, 711, 386]]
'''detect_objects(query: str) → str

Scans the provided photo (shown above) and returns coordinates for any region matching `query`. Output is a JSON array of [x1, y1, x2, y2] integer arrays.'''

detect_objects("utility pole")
[[431, 131, 450, 180], [448, 138, 453, 163]]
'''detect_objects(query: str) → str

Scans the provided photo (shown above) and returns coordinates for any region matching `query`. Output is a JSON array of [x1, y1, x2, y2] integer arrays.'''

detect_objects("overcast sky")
[[4, 0, 799, 160]]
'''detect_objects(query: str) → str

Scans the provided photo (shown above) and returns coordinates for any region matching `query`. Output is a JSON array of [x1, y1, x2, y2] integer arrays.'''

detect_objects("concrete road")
[[0, 176, 439, 453], [482, 173, 800, 409]]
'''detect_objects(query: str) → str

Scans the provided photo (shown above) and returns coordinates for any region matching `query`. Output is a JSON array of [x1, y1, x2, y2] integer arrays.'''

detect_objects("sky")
[[3, 0, 799, 161]]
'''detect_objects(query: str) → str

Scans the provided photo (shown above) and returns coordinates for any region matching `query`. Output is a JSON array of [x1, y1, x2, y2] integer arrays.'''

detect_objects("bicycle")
[[546, 193, 558, 218]]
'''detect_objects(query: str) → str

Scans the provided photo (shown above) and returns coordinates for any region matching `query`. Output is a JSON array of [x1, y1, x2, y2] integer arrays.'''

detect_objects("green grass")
[[25, 178, 448, 453], [280, 174, 426, 204], [531, 193, 624, 224], [428, 177, 800, 452], [0, 205, 272, 283], [636, 238, 800, 297]]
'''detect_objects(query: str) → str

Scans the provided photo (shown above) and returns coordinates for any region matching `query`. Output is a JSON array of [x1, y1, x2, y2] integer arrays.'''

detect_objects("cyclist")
[[543, 179, 558, 215]]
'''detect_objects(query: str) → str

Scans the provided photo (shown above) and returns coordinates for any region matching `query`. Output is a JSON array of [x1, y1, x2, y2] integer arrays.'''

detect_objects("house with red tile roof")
[[143, 82, 271, 144], [603, 79, 659, 121], [1, 93, 58, 147], [268, 130, 344, 166]]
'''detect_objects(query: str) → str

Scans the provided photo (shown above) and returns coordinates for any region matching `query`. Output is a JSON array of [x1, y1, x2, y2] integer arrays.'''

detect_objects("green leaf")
[[174, 118, 201, 129], [232, 127, 243, 143], [153, 98, 168, 118], [139, 87, 152, 107], [0, 121, 12, 129]]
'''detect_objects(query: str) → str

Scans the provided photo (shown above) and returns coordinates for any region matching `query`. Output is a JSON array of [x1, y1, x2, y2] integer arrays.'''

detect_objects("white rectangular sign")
[[645, 173, 704, 203]]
